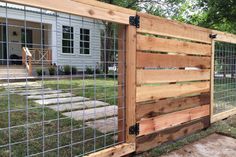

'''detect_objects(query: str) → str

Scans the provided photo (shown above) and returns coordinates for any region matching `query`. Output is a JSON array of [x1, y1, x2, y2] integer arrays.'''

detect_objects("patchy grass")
[[42, 78, 118, 105], [214, 77, 236, 114], [137, 115, 236, 157], [0, 88, 116, 156]]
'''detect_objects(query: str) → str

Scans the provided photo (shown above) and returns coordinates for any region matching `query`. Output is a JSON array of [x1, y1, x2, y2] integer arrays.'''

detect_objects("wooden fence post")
[[125, 25, 137, 143]]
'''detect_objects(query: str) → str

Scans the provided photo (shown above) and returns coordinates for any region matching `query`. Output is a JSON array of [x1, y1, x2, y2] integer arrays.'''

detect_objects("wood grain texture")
[[137, 69, 210, 84], [138, 105, 210, 136], [137, 52, 211, 69], [3, 0, 135, 24], [136, 81, 210, 103], [125, 25, 137, 143], [72, 0, 135, 15], [136, 93, 210, 121], [136, 117, 210, 152], [137, 12, 211, 43], [85, 143, 135, 157], [137, 34, 211, 56]]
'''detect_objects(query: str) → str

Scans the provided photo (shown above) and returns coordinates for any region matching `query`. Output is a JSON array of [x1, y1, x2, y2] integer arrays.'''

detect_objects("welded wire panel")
[[0, 2, 126, 156], [214, 41, 236, 114]]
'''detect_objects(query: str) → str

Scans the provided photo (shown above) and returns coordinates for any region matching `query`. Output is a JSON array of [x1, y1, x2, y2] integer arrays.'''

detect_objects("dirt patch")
[[162, 134, 236, 157]]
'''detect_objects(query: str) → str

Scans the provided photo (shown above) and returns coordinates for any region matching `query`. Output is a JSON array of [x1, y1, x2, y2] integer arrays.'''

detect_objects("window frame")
[[62, 25, 74, 54], [79, 28, 91, 55]]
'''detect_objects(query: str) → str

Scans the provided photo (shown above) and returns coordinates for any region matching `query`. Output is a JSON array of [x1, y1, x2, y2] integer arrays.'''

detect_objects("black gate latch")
[[129, 15, 140, 28], [129, 123, 139, 135], [209, 34, 217, 39]]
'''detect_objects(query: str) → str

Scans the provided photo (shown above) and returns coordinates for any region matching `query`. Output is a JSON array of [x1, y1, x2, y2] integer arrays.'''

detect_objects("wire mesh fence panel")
[[0, 2, 126, 157], [214, 41, 236, 114]]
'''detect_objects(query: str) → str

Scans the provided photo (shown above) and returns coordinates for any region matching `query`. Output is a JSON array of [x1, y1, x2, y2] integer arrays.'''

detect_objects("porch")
[[0, 18, 52, 76]]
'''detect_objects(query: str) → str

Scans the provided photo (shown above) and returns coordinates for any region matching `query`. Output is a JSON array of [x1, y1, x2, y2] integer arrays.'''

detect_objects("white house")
[[0, 2, 104, 71]]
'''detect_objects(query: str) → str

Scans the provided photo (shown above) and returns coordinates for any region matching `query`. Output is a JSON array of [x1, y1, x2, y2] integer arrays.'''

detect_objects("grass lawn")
[[137, 115, 236, 157], [214, 77, 236, 114], [0, 80, 117, 157], [42, 78, 118, 105]]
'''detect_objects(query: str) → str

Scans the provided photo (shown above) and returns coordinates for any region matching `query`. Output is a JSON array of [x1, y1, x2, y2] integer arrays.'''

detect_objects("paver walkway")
[[4, 82, 118, 134]]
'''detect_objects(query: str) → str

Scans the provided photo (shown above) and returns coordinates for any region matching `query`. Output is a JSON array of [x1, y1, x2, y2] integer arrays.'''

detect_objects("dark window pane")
[[84, 35, 89, 41], [62, 40, 71, 47], [84, 42, 89, 48], [84, 29, 89, 35], [84, 49, 90, 54]]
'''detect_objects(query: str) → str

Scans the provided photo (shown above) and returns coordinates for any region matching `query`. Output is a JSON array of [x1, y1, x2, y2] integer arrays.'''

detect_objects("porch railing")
[[22, 47, 32, 76], [28, 48, 52, 65]]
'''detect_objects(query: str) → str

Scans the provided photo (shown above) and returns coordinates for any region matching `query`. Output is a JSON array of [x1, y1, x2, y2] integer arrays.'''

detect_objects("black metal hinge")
[[209, 34, 217, 39], [129, 15, 140, 28], [129, 123, 139, 135]]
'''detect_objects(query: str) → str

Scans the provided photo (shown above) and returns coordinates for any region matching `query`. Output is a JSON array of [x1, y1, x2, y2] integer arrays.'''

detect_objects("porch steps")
[[0, 65, 27, 78]]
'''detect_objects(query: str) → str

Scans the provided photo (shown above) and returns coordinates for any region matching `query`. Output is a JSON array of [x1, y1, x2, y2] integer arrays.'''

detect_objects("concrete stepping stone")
[[48, 100, 109, 112], [62, 105, 117, 121], [85, 117, 117, 133], [12, 88, 53, 93], [19, 90, 62, 96], [1, 82, 40, 87], [27, 93, 73, 100], [34, 96, 89, 105], [7, 86, 43, 91]]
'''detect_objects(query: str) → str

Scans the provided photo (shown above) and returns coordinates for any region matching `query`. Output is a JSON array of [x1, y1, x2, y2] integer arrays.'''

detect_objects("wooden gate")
[[134, 13, 212, 152]]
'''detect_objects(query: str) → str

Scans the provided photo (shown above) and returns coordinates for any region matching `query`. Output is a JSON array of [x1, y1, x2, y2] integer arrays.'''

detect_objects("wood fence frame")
[[2, 0, 236, 156]]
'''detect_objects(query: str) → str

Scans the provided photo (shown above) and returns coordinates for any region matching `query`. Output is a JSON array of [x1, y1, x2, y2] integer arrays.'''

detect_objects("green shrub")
[[72, 66, 77, 75], [85, 67, 94, 75], [48, 66, 56, 76], [36, 68, 45, 76], [95, 68, 101, 74], [64, 65, 71, 75]]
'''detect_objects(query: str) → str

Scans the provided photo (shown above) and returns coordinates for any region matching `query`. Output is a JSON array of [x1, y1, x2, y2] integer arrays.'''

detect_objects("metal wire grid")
[[0, 2, 126, 157], [214, 41, 236, 114]]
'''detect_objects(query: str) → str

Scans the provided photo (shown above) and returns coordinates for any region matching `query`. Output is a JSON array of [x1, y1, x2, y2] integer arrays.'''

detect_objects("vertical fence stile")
[[211, 39, 215, 122], [125, 25, 137, 144]]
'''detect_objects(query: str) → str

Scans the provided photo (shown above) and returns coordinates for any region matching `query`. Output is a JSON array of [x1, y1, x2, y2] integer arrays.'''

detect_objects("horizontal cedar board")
[[137, 34, 211, 56], [136, 81, 210, 102], [72, 0, 135, 15], [3, 0, 134, 24], [85, 143, 135, 157], [212, 30, 236, 44], [136, 93, 210, 121], [138, 105, 209, 136], [137, 12, 211, 43], [137, 69, 210, 84], [136, 116, 210, 152], [137, 52, 211, 69]]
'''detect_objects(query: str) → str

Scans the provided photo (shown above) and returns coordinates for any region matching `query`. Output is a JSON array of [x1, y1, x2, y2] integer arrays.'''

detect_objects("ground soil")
[[161, 134, 236, 157]]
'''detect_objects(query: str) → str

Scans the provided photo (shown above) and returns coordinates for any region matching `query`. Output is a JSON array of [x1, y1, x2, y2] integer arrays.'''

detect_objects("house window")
[[80, 28, 90, 54], [62, 26, 74, 54]]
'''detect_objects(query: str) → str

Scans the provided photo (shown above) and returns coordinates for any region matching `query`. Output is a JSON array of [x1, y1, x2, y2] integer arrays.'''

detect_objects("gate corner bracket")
[[129, 15, 140, 28], [129, 123, 139, 135], [209, 34, 217, 39]]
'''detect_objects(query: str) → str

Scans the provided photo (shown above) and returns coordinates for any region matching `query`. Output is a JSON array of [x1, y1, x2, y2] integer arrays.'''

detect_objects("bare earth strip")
[[162, 134, 236, 157]]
